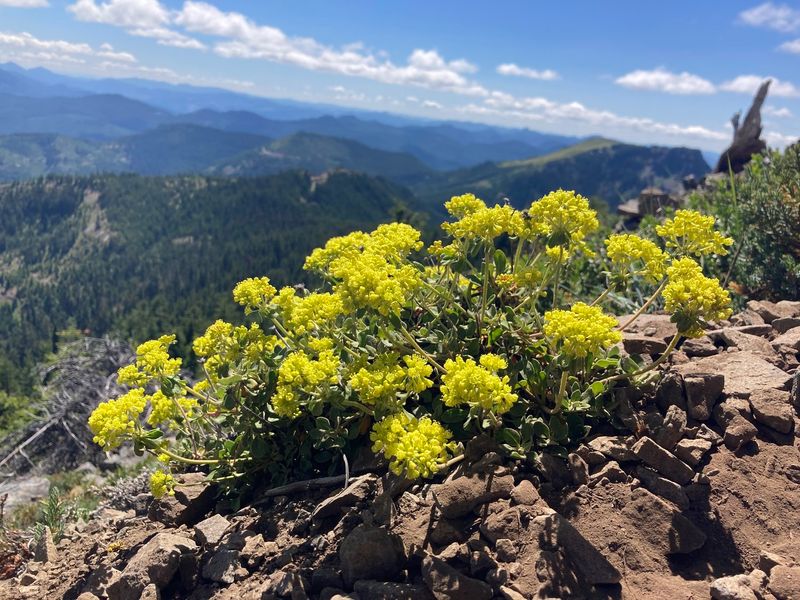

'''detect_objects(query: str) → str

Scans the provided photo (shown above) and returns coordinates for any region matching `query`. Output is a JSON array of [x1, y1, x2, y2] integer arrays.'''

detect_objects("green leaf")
[[493, 249, 508, 274]]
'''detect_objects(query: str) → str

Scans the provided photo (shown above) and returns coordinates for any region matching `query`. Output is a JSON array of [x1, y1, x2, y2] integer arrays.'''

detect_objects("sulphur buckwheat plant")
[[89, 189, 733, 493]]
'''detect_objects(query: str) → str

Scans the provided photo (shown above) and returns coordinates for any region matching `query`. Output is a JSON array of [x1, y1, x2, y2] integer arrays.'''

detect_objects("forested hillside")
[[0, 171, 420, 393]]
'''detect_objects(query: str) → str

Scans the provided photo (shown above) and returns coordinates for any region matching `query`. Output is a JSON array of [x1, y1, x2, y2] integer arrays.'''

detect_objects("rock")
[[421, 555, 493, 600], [617, 313, 677, 342], [656, 371, 687, 411], [495, 538, 517, 562], [270, 570, 306, 598], [747, 299, 785, 323], [773, 317, 800, 333], [107, 533, 197, 600], [148, 473, 216, 527], [696, 424, 723, 446], [33, 527, 57, 563], [635, 466, 689, 509], [714, 329, 777, 357], [76, 594, 100, 600], [202, 548, 246, 584], [773, 328, 800, 352], [510, 479, 541, 506], [749, 389, 795, 434], [682, 337, 719, 357], [533, 513, 621, 584], [194, 514, 231, 546], [710, 570, 767, 600], [567, 453, 589, 486], [537, 454, 572, 488], [339, 525, 405, 587], [724, 416, 759, 451], [676, 352, 792, 398], [768, 565, 800, 600], [312, 474, 377, 522], [674, 438, 713, 467], [587, 435, 637, 462], [140, 584, 160, 600], [683, 373, 724, 421], [354, 580, 434, 600], [621, 487, 706, 554], [730, 308, 766, 326], [498, 586, 527, 600], [623, 334, 668, 355], [793, 371, 800, 410], [589, 461, 628, 487], [480, 507, 524, 544], [654, 405, 687, 450], [759, 550, 788, 574], [430, 469, 514, 519], [632, 437, 694, 484]]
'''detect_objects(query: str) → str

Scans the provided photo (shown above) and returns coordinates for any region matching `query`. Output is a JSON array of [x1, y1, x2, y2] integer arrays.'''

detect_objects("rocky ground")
[[2, 299, 800, 600]]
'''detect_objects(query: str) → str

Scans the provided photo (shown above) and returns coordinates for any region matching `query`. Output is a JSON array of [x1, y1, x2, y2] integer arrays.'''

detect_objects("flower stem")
[[399, 326, 446, 374], [619, 278, 667, 332]]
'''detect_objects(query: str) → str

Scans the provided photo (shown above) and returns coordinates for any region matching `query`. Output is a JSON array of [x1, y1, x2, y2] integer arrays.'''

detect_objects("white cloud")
[[496, 63, 559, 81], [422, 99, 442, 109], [615, 68, 716, 95], [68, 0, 205, 49], [779, 38, 800, 53], [720, 74, 799, 97], [172, 1, 488, 95], [0, 0, 48, 6], [764, 105, 793, 118], [764, 130, 799, 147], [739, 2, 800, 32], [0, 31, 93, 55]]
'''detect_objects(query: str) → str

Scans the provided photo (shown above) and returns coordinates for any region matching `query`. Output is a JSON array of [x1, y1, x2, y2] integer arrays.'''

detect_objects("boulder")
[[683, 373, 724, 421], [589, 461, 628, 487], [773, 328, 800, 352], [193, 514, 231, 547], [656, 371, 687, 411], [617, 313, 677, 342], [768, 565, 800, 600], [674, 438, 713, 467], [148, 473, 216, 527], [654, 405, 687, 450], [749, 389, 795, 434], [724, 416, 759, 451], [676, 352, 791, 398], [621, 487, 706, 554], [107, 533, 197, 600], [710, 570, 768, 600], [586, 435, 637, 462], [430, 468, 514, 519], [421, 555, 492, 600], [632, 437, 694, 484], [339, 525, 405, 586], [772, 317, 800, 334]]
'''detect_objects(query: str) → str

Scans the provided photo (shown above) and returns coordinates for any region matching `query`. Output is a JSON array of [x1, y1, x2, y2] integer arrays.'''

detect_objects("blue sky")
[[1, 0, 799, 151]]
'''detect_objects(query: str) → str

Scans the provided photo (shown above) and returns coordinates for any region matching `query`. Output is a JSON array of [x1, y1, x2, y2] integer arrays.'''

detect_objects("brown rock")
[[749, 389, 795, 434], [682, 337, 719, 357], [683, 372, 724, 421], [621, 487, 706, 554], [430, 469, 514, 519], [339, 525, 405, 586], [148, 473, 216, 527], [33, 526, 57, 563], [567, 453, 589, 486], [773, 328, 800, 351], [635, 466, 689, 509], [676, 351, 791, 397], [421, 555, 492, 600], [587, 435, 637, 462], [715, 329, 777, 357], [617, 313, 677, 342], [654, 405, 687, 450], [589, 461, 628, 487], [312, 474, 377, 522], [675, 438, 713, 467], [480, 507, 524, 544], [354, 580, 434, 600], [730, 308, 766, 326], [107, 533, 197, 600], [723, 416, 759, 451], [769, 565, 800, 600], [773, 317, 800, 333], [194, 514, 231, 547], [623, 334, 668, 355], [632, 436, 694, 484]]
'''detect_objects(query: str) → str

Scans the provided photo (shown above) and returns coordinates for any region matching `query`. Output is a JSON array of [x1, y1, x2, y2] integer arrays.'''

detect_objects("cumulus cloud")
[[0, 0, 48, 6], [615, 68, 716, 94], [738, 2, 800, 32], [68, 0, 205, 49], [764, 105, 793, 118], [779, 38, 800, 53], [720, 75, 799, 97], [0, 31, 93, 55], [422, 99, 443, 109], [764, 130, 799, 147], [496, 63, 559, 80]]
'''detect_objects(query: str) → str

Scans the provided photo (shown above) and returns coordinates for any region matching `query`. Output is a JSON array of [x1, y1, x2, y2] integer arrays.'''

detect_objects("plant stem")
[[399, 326, 446, 373], [618, 278, 667, 332], [590, 287, 611, 307], [155, 446, 221, 465], [479, 243, 492, 337], [600, 331, 681, 385]]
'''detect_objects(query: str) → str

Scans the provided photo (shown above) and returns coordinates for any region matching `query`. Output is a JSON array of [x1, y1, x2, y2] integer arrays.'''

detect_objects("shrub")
[[689, 145, 800, 300], [88, 190, 732, 495]]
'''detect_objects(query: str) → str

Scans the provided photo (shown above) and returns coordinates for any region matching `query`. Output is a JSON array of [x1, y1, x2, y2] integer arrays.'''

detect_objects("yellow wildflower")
[[655, 209, 733, 257], [440, 355, 517, 414], [233, 277, 276, 312], [663, 257, 732, 337], [403, 355, 434, 394], [605, 234, 668, 283], [370, 413, 454, 479], [117, 364, 148, 388], [527, 189, 598, 248], [149, 470, 175, 499], [287, 292, 344, 335], [443, 204, 524, 241], [135, 335, 181, 379], [444, 193, 486, 218], [147, 390, 197, 427], [88, 389, 147, 450], [349, 355, 407, 406], [544, 303, 621, 358], [273, 348, 339, 418]]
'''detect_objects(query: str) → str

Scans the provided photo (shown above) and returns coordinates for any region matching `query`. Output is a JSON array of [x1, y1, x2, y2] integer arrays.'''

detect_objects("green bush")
[[690, 146, 800, 300], [87, 190, 733, 497]]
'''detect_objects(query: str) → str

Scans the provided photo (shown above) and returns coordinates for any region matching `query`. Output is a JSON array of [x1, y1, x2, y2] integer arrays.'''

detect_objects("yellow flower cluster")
[[349, 354, 433, 405], [285, 292, 344, 335], [444, 193, 486, 218], [440, 355, 518, 414], [149, 470, 175, 499], [147, 390, 197, 427], [663, 257, 732, 337], [655, 210, 733, 257], [443, 203, 524, 241], [273, 346, 339, 418], [117, 335, 182, 387], [88, 388, 147, 450], [370, 413, 454, 479], [527, 190, 599, 250], [193, 320, 279, 380], [308, 223, 423, 316], [232, 277, 276, 312], [544, 302, 622, 358], [605, 234, 668, 283]]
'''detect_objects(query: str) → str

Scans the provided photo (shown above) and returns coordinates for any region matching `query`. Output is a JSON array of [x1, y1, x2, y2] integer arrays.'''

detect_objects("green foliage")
[[32, 487, 69, 543], [0, 171, 418, 396], [0, 390, 37, 439], [88, 190, 732, 495], [689, 146, 800, 300]]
